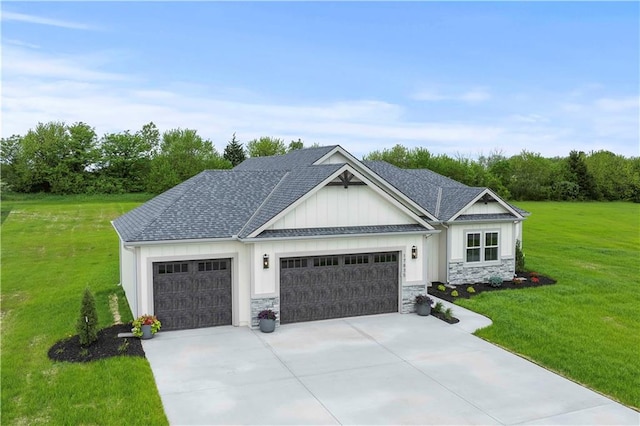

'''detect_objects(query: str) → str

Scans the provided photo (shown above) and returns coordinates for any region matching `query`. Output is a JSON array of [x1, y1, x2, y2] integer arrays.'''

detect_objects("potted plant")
[[257, 309, 277, 333], [414, 294, 433, 316], [132, 314, 161, 339]]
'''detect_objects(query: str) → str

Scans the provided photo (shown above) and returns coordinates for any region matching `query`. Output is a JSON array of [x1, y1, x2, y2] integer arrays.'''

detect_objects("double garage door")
[[280, 251, 399, 324], [153, 259, 232, 331], [152, 251, 399, 330]]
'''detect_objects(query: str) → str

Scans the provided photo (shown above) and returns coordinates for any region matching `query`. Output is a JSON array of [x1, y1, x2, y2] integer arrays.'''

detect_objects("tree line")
[[0, 121, 303, 194], [1, 121, 638, 202]]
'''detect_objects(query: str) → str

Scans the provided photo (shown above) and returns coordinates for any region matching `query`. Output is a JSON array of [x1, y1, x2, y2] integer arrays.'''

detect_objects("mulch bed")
[[431, 310, 460, 324], [48, 323, 145, 363], [428, 272, 557, 303]]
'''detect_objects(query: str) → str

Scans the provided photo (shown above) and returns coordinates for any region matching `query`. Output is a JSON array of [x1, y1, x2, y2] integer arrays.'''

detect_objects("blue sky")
[[2, 2, 638, 158]]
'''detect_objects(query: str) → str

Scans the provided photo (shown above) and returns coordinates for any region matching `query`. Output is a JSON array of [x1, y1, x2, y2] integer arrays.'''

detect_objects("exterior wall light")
[[263, 254, 269, 269], [411, 246, 418, 259]]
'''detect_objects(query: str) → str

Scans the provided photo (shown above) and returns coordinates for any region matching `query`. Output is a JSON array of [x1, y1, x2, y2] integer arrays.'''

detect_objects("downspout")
[[442, 222, 450, 284], [122, 244, 139, 318]]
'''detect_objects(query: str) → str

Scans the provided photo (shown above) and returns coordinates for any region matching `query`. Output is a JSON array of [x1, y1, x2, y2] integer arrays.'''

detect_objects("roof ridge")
[[237, 170, 291, 237], [435, 187, 443, 218]]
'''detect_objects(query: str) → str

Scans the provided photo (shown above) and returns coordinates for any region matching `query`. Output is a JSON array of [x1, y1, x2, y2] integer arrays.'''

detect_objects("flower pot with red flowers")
[[257, 309, 277, 333], [132, 314, 161, 339]]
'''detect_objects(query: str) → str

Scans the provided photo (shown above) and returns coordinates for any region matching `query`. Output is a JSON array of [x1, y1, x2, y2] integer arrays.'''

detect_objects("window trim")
[[464, 230, 500, 265]]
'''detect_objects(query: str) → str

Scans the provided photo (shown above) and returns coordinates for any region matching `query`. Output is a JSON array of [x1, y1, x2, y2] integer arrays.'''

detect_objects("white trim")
[[449, 189, 523, 222], [314, 146, 439, 221], [243, 229, 439, 242], [247, 164, 435, 238], [145, 252, 240, 327], [463, 229, 501, 266]]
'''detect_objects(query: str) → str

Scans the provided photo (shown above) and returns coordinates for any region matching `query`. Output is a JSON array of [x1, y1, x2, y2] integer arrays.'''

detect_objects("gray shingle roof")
[[113, 170, 287, 242], [362, 161, 441, 215], [456, 213, 520, 221], [256, 224, 431, 239], [234, 145, 338, 171], [239, 164, 343, 238], [114, 145, 528, 243]]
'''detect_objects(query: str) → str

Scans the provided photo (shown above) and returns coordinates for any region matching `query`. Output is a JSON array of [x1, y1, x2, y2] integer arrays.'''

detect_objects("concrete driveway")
[[143, 303, 638, 425]]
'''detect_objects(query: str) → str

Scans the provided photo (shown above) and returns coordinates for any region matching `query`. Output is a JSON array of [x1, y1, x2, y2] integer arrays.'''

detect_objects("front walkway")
[[143, 303, 638, 425]]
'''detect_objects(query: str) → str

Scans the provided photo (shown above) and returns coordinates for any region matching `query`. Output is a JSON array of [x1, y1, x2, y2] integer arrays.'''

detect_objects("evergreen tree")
[[515, 239, 525, 273], [223, 133, 246, 166], [76, 287, 99, 346], [568, 150, 599, 200]]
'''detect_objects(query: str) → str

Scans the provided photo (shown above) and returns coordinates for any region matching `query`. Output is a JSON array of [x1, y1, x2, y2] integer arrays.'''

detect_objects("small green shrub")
[[515, 239, 525, 273], [467, 286, 476, 293], [433, 301, 444, 314], [451, 290, 459, 297], [437, 284, 446, 291], [444, 308, 453, 321], [118, 340, 130, 354], [488, 276, 503, 288], [76, 287, 99, 346]]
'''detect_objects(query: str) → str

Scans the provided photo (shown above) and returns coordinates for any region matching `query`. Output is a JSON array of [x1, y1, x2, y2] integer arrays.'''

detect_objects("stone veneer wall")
[[448, 258, 515, 285], [250, 296, 280, 328], [401, 284, 427, 313]]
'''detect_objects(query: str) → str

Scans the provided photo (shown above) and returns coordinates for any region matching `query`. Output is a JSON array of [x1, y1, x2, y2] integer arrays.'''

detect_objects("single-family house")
[[112, 145, 527, 330]]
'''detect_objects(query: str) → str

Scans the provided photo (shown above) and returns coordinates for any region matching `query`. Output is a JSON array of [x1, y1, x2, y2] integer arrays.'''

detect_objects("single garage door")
[[153, 259, 232, 330], [280, 252, 399, 324]]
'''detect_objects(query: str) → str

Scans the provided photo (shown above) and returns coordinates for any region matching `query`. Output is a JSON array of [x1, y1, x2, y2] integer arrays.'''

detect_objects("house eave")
[[446, 217, 526, 225], [120, 236, 239, 247], [242, 229, 440, 243]]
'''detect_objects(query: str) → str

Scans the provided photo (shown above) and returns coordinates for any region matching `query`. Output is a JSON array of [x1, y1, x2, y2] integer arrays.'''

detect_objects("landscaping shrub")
[[451, 290, 459, 297], [433, 301, 444, 314], [444, 308, 453, 321], [467, 286, 476, 293], [437, 284, 446, 291], [515, 239, 525, 273], [76, 288, 99, 346], [488, 276, 503, 288]]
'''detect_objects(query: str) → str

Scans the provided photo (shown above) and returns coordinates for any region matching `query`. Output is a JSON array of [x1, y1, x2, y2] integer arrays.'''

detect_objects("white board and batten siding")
[[449, 222, 516, 262], [119, 240, 137, 317], [317, 151, 350, 164], [465, 201, 510, 215], [270, 185, 414, 230], [252, 234, 426, 296]]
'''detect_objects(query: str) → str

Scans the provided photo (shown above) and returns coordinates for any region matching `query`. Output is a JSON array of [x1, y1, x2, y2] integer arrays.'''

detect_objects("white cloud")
[[3, 45, 129, 82], [1, 45, 638, 158], [3, 38, 40, 49], [1, 11, 95, 30], [595, 96, 639, 112], [411, 87, 491, 103]]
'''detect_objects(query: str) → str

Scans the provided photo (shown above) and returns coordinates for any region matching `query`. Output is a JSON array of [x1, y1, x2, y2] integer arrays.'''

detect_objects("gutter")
[[240, 229, 440, 243]]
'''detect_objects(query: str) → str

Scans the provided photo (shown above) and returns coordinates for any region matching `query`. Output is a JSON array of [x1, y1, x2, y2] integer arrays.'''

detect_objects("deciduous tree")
[[246, 137, 286, 157]]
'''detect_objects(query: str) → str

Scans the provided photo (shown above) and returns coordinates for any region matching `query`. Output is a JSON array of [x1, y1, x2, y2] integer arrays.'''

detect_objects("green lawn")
[[457, 201, 640, 409], [1, 194, 167, 425], [2, 198, 638, 423]]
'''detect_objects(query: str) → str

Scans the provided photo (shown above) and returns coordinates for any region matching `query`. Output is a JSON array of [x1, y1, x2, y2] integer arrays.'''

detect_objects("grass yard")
[[2, 197, 639, 423], [457, 201, 640, 410], [1, 194, 167, 425]]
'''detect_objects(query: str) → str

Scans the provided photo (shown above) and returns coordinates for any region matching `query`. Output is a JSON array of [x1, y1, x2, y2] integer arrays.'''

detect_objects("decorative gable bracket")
[[327, 170, 365, 189]]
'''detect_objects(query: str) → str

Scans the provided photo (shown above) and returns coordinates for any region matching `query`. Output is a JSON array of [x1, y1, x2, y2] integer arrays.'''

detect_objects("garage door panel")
[[153, 259, 231, 331], [280, 252, 398, 324]]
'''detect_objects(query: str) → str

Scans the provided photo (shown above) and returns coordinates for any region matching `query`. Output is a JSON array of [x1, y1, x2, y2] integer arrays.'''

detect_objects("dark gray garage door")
[[153, 259, 232, 330], [280, 252, 399, 324]]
